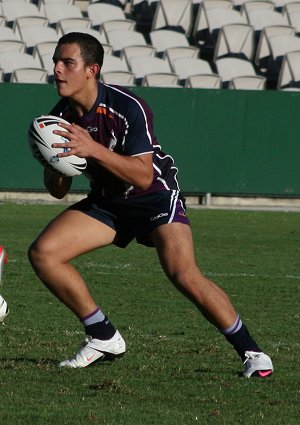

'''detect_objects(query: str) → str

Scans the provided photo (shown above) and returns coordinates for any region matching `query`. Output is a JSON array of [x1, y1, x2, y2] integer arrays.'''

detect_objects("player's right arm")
[[44, 168, 72, 199]]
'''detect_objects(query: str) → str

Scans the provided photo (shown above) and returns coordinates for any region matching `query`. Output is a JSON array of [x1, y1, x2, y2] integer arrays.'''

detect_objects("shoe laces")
[[243, 351, 259, 364]]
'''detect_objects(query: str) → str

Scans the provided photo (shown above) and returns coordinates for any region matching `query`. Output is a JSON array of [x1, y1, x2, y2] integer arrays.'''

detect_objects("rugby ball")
[[28, 115, 87, 177]]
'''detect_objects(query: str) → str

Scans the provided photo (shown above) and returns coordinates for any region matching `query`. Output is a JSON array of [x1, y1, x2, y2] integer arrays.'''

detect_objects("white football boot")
[[243, 351, 273, 378], [0, 295, 9, 323], [59, 330, 126, 368]]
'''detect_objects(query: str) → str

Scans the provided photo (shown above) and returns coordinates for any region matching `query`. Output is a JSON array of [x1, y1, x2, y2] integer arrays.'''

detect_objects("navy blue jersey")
[[51, 83, 180, 199]]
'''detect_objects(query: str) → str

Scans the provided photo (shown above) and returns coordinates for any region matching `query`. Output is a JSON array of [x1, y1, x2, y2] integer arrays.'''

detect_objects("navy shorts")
[[68, 190, 190, 248]]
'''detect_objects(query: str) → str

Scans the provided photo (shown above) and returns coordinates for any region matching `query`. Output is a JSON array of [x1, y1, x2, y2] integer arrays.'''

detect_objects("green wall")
[[1, 83, 300, 196]]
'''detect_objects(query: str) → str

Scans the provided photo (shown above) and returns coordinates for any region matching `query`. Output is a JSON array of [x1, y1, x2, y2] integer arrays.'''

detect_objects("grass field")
[[0, 202, 299, 424]]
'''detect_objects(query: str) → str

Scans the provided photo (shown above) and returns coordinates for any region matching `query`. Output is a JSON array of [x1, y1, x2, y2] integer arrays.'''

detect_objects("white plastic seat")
[[142, 73, 181, 87], [185, 74, 222, 89], [44, 3, 82, 26], [57, 18, 92, 36], [0, 51, 42, 79], [102, 71, 135, 86], [10, 67, 48, 84], [1, 2, 45, 23], [255, 25, 296, 65], [193, 0, 234, 39], [87, 3, 128, 28], [241, 1, 275, 20], [229, 75, 266, 89], [0, 40, 26, 53], [282, 2, 300, 19], [150, 29, 190, 55], [19, 25, 59, 50], [277, 50, 300, 88], [215, 56, 265, 87], [151, 0, 194, 36], [33, 41, 57, 75], [101, 54, 129, 74], [128, 55, 172, 81], [164, 46, 199, 65], [62, 27, 108, 45], [102, 19, 136, 36], [122, 44, 156, 65], [106, 29, 147, 53], [0, 26, 21, 41], [247, 9, 289, 32], [171, 57, 214, 83], [286, 10, 300, 32], [13, 16, 49, 37], [213, 23, 255, 61]]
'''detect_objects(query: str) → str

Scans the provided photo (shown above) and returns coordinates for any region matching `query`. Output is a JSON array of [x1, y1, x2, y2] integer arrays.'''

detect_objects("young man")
[[28, 32, 273, 377], [0, 246, 9, 323]]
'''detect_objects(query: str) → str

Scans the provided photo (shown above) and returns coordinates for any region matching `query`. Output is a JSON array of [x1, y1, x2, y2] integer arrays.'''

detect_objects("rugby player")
[[28, 32, 273, 377]]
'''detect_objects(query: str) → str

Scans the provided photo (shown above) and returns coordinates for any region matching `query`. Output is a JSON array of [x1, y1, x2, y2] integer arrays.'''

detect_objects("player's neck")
[[69, 83, 99, 117]]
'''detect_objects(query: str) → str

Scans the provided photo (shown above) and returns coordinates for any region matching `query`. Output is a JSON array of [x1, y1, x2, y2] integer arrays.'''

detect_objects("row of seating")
[[0, 0, 300, 90]]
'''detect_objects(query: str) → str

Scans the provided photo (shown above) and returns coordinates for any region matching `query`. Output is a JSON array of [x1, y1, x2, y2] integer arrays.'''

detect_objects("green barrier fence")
[[1, 83, 300, 196]]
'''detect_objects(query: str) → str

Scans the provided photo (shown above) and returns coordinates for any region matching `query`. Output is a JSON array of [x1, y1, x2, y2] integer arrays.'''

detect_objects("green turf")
[[0, 203, 299, 424]]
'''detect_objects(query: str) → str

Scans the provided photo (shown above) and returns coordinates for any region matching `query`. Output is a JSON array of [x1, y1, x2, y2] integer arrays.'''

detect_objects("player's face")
[[53, 43, 92, 99]]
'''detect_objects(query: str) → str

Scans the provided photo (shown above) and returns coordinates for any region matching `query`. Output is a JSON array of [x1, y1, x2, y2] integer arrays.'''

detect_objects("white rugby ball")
[[28, 115, 87, 177]]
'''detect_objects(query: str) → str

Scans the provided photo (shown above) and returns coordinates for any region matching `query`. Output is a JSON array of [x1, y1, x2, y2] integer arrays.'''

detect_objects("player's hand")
[[52, 122, 96, 158]]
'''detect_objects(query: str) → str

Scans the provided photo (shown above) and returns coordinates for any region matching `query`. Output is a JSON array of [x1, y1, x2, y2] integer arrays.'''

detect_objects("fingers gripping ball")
[[28, 115, 87, 177]]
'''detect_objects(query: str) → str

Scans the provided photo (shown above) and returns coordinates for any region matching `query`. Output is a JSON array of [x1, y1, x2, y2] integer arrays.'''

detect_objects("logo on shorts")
[[150, 212, 168, 221]]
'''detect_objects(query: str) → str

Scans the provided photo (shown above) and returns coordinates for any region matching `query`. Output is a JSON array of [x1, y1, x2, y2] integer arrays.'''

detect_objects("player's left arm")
[[52, 123, 154, 191], [44, 168, 73, 199]]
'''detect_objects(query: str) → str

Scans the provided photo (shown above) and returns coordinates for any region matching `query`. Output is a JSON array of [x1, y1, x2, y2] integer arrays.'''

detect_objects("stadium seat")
[[0, 51, 43, 81], [185, 73, 222, 89], [56, 18, 92, 36], [229, 75, 266, 89], [150, 29, 190, 55], [0, 26, 21, 42], [215, 56, 266, 88], [62, 27, 109, 45], [101, 54, 130, 74], [44, 3, 82, 27], [0, 40, 26, 53], [286, 10, 300, 32], [142, 73, 181, 87], [1, 2, 45, 24], [102, 70, 136, 86], [127, 55, 173, 83], [18, 25, 59, 51], [240, 1, 275, 20], [106, 29, 147, 54], [170, 56, 216, 84], [87, 3, 128, 29], [255, 25, 296, 66], [163, 45, 199, 66], [246, 9, 289, 33], [213, 23, 255, 61], [277, 50, 300, 89], [10, 67, 48, 84], [151, 0, 194, 36], [102, 19, 136, 35], [122, 44, 156, 65]]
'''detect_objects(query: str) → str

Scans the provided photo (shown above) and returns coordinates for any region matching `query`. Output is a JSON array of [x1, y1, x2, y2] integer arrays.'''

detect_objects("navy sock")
[[81, 308, 116, 340], [84, 317, 116, 340], [221, 316, 262, 361]]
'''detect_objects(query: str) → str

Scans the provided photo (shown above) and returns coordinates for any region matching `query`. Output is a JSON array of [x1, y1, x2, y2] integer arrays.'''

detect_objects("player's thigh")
[[32, 209, 116, 261], [151, 222, 201, 279]]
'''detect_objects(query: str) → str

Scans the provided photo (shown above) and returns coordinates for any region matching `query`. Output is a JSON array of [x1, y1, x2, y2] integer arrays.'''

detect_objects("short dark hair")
[[56, 32, 104, 79]]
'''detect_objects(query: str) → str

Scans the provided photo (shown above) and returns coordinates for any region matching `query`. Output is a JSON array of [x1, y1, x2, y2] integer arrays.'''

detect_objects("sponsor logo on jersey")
[[96, 106, 113, 119], [87, 126, 98, 133]]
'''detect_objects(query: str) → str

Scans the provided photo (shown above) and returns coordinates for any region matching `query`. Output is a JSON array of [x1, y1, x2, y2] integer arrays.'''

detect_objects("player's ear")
[[87, 64, 100, 79]]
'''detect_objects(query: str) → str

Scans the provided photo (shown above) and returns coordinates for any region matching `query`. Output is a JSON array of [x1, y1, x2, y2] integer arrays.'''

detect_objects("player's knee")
[[28, 239, 51, 273]]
